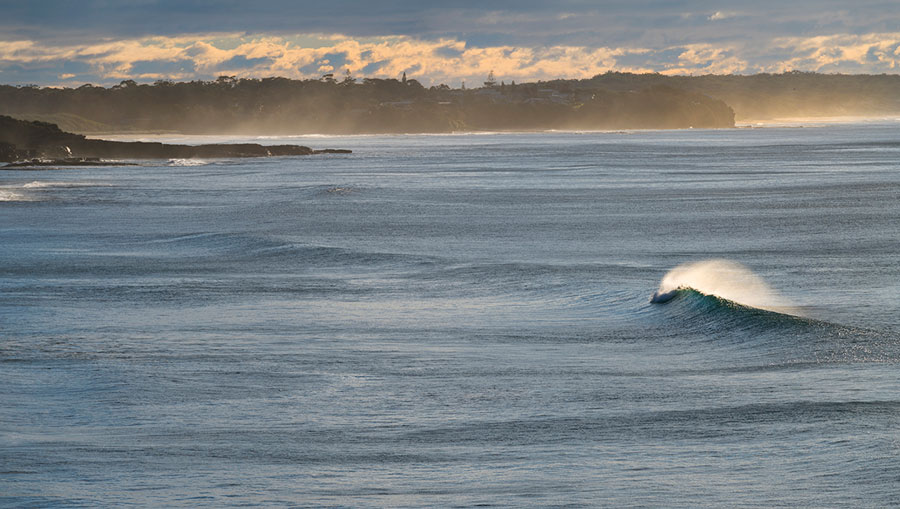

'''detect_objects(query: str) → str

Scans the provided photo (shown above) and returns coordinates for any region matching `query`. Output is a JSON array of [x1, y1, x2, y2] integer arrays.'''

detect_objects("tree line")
[[580, 71, 900, 121], [0, 74, 736, 133]]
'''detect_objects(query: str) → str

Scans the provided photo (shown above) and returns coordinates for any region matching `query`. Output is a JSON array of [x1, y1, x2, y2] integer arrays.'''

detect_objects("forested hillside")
[[579, 72, 900, 121], [0, 75, 734, 134]]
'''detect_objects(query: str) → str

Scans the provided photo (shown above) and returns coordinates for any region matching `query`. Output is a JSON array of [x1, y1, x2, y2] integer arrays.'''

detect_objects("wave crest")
[[651, 259, 797, 314]]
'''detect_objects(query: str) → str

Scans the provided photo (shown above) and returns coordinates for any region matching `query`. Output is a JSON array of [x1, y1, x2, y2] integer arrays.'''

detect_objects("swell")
[[0, 232, 440, 282], [400, 400, 900, 444], [134, 232, 438, 267]]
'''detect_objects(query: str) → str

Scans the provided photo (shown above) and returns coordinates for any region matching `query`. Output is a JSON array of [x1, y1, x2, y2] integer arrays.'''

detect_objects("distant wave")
[[22, 181, 109, 189], [168, 158, 211, 166], [0, 189, 29, 202], [135, 232, 439, 269], [650, 259, 798, 315], [1, 180, 111, 202], [324, 186, 355, 195]]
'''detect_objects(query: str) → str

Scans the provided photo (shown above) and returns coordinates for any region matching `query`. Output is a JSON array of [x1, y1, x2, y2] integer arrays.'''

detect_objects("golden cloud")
[[3, 31, 900, 86], [769, 33, 900, 71]]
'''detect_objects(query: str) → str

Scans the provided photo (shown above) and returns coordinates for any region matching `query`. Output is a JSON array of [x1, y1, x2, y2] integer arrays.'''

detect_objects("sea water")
[[1, 125, 899, 507]]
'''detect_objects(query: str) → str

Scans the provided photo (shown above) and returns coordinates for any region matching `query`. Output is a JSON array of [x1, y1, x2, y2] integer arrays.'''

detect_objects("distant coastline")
[[0, 74, 736, 134], [4, 72, 899, 136]]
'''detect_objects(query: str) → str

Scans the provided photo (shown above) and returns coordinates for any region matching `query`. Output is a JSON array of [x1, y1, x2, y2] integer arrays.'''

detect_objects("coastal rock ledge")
[[0, 115, 350, 165]]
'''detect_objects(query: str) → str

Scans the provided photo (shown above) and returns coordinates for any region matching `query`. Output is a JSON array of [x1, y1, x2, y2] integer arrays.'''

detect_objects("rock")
[[313, 149, 353, 154], [0, 115, 350, 163], [0, 141, 21, 162]]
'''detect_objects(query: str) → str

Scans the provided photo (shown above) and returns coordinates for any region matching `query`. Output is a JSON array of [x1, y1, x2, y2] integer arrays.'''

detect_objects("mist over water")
[[2, 125, 900, 507]]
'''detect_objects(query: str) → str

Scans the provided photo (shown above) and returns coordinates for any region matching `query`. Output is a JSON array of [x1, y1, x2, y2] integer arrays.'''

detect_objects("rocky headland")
[[0, 115, 350, 166]]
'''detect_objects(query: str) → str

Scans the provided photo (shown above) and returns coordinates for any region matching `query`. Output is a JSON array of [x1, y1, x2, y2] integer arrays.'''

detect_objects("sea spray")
[[651, 259, 796, 314]]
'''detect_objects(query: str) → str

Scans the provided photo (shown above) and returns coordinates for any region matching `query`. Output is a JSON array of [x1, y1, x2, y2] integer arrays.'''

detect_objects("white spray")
[[650, 259, 796, 314]]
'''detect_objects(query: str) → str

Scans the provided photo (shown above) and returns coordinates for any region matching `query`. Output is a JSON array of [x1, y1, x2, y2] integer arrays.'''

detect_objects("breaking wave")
[[22, 181, 108, 189], [650, 259, 798, 315], [0, 180, 112, 202], [0, 189, 29, 201], [168, 159, 210, 166]]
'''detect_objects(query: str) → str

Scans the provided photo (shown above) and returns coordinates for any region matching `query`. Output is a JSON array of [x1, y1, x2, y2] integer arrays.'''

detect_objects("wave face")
[[651, 259, 796, 314]]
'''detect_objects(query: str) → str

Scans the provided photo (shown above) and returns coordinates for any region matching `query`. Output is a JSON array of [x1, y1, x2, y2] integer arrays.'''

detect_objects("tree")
[[484, 70, 497, 87], [215, 75, 237, 88]]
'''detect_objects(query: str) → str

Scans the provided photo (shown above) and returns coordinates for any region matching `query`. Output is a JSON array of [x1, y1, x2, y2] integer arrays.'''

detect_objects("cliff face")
[[0, 115, 346, 163]]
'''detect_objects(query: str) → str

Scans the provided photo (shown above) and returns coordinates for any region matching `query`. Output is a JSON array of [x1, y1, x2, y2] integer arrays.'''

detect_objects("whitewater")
[[2, 125, 899, 507]]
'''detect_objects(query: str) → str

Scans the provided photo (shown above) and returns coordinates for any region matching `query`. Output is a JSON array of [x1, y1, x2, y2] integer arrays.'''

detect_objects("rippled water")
[[2, 126, 899, 506]]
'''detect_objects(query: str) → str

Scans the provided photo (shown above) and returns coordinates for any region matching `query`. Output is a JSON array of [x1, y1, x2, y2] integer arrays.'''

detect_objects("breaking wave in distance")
[[0, 189, 28, 201], [168, 158, 210, 166], [22, 181, 109, 188], [1, 180, 112, 202], [650, 259, 798, 315]]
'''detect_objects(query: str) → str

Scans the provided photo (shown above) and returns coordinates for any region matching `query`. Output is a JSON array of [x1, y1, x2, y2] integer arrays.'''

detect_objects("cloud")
[[764, 33, 900, 72], [661, 44, 749, 75], [6, 1, 894, 49], [3, 31, 900, 87], [708, 11, 738, 21], [0, 34, 631, 85]]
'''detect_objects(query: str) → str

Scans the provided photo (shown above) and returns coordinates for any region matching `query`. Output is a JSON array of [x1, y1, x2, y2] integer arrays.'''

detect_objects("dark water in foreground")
[[2, 126, 899, 507]]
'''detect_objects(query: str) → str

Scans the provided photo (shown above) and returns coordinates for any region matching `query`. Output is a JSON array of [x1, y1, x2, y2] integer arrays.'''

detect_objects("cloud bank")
[[2, 2, 900, 86], [3, 32, 900, 87]]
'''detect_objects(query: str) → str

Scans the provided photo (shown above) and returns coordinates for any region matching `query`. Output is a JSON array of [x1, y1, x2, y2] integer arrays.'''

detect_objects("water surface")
[[2, 126, 899, 506]]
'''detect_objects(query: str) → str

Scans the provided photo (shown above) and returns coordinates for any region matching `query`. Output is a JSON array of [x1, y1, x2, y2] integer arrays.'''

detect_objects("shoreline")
[[91, 116, 900, 140]]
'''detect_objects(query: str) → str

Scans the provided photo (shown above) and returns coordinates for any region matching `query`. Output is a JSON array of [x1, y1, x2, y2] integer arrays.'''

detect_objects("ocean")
[[2, 125, 899, 507]]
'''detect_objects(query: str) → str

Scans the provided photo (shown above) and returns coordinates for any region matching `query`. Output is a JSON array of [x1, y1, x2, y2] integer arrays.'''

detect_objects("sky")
[[2, 1, 900, 87]]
